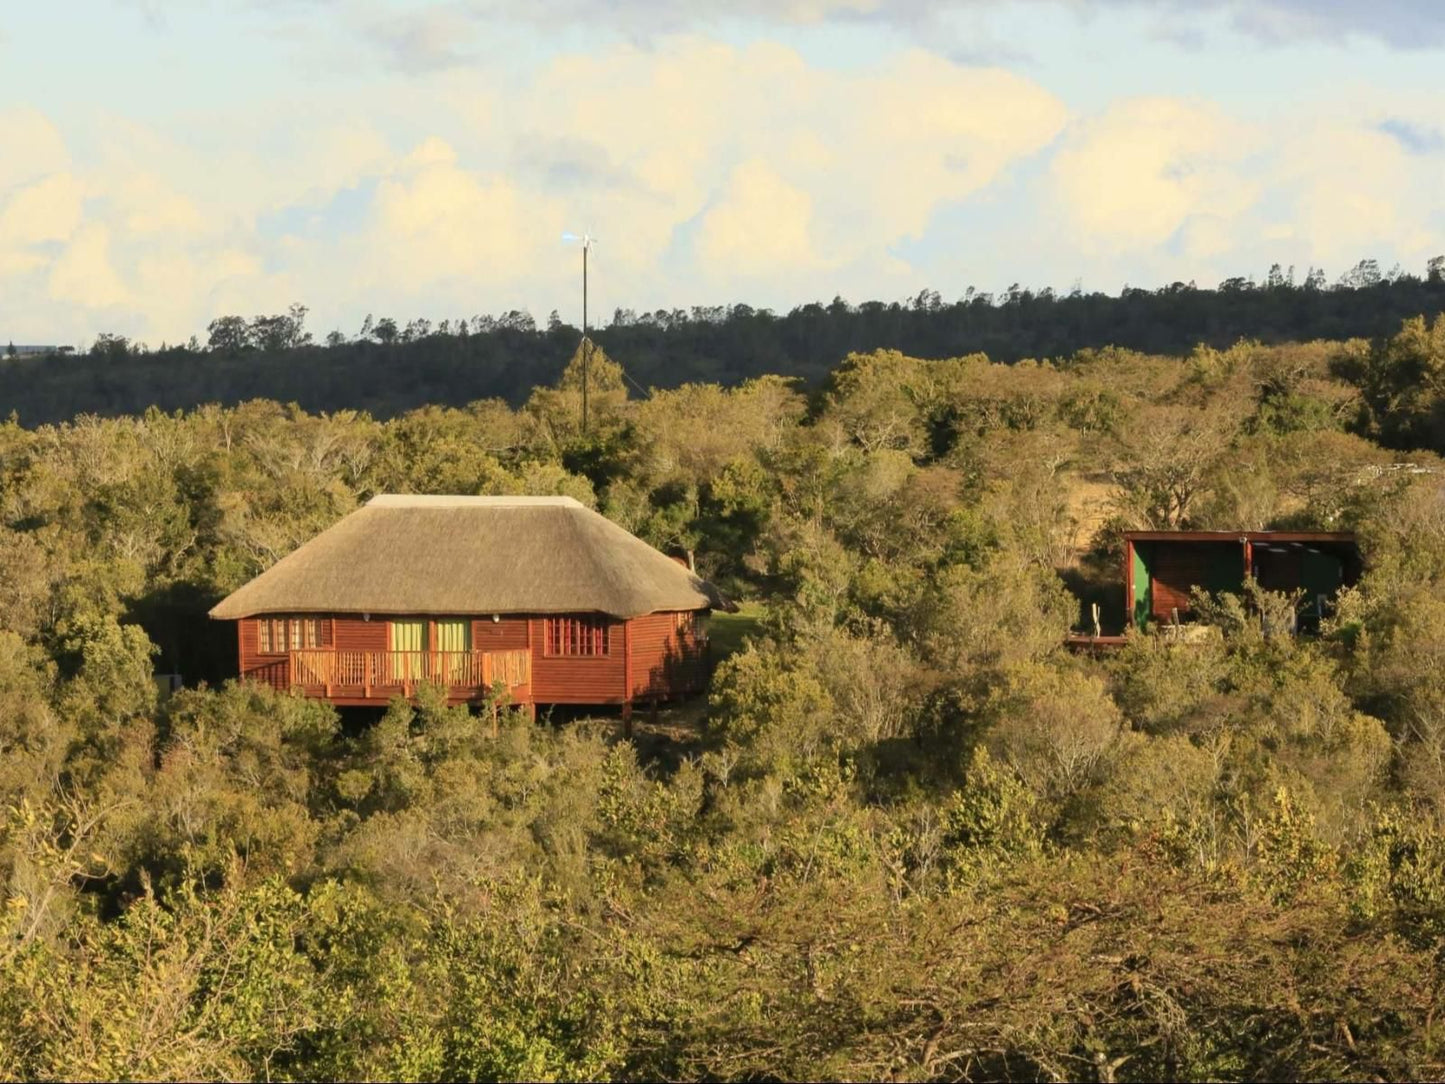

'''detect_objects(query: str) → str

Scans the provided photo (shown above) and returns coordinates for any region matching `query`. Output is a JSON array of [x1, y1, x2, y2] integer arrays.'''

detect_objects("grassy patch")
[[707, 602, 764, 661]]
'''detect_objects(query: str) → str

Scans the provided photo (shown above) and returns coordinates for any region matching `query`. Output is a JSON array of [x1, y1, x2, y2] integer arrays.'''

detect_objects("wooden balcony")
[[286, 648, 532, 704]]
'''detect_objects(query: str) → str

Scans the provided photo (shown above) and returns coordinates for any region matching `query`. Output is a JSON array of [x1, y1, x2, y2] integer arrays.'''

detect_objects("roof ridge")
[[366, 493, 585, 508]]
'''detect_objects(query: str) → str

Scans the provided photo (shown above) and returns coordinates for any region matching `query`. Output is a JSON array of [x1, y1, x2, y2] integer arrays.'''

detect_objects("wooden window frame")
[[543, 616, 612, 658], [257, 615, 323, 656], [673, 610, 706, 643]]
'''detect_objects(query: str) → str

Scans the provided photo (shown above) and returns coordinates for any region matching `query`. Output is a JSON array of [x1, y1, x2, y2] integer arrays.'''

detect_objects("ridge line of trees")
[[1, 256, 1442, 426]]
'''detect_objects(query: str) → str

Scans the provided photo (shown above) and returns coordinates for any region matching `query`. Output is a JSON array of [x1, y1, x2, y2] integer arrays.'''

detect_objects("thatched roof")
[[209, 495, 732, 620]]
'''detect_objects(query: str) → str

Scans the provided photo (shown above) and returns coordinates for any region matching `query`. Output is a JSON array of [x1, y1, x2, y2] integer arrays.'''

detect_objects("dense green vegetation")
[[2, 258, 1442, 425], [4, 311, 1445, 1079]]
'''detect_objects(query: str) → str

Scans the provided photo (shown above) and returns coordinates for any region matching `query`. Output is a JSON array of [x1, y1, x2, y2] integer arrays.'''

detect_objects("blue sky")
[[1, 0, 1442, 345]]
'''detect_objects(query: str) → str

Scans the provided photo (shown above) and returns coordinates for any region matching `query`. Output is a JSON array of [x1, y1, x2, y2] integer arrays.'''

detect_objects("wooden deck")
[[1064, 633, 1128, 653], [286, 648, 532, 704]]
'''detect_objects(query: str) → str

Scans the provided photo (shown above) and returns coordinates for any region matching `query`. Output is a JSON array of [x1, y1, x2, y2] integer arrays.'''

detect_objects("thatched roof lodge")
[[209, 495, 731, 712]]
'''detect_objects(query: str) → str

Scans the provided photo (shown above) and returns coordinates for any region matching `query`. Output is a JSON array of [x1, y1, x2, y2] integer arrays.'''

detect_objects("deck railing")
[[288, 648, 531, 696]]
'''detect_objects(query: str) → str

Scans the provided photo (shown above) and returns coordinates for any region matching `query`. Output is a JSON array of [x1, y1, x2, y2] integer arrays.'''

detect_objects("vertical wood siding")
[[528, 615, 628, 703], [235, 610, 710, 706], [628, 611, 709, 700], [1150, 542, 1243, 621]]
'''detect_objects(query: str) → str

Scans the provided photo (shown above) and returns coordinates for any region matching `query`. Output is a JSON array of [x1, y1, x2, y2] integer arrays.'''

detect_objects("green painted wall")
[[1300, 548, 1344, 606], [1197, 544, 1246, 596], [1132, 543, 1151, 630]]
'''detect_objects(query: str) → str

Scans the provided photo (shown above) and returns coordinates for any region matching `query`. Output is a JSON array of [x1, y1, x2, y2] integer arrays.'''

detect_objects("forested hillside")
[[3, 258, 1443, 425], [4, 313, 1445, 1079]]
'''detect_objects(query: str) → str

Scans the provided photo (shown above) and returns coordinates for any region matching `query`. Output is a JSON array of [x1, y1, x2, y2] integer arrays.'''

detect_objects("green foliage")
[[938, 747, 1045, 883], [1337, 313, 1445, 452], [708, 642, 836, 776], [3, 316, 1445, 1077]]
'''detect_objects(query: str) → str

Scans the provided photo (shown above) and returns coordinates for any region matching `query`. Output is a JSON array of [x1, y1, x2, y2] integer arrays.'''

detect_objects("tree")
[[1340, 259, 1383, 289], [249, 304, 312, 352], [206, 315, 251, 354], [1337, 314, 1445, 451], [1110, 404, 1242, 527]]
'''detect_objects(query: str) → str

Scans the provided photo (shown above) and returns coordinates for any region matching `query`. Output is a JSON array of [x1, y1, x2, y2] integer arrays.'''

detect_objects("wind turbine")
[[562, 231, 597, 433]]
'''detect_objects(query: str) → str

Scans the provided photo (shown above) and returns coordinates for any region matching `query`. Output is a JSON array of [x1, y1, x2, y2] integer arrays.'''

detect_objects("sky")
[[0, 0, 1442, 347]]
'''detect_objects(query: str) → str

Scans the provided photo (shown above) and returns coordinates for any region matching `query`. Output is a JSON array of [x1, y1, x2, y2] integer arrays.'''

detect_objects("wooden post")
[[622, 699, 633, 739], [363, 652, 372, 699], [623, 620, 633, 719]]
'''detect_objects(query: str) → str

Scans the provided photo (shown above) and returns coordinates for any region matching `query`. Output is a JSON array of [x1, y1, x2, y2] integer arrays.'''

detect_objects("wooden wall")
[[1146, 542, 1243, 622], [333, 616, 386, 653], [472, 615, 529, 652], [237, 614, 339, 689], [628, 611, 709, 700], [235, 609, 711, 706], [527, 616, 627, 703]]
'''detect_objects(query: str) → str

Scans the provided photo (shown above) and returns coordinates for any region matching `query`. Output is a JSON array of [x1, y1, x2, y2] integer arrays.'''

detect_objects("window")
[[434, 619, 471, 653], [389, 620, 427, 652], [546, 616, 610, 657], [674, 611, 705, 641], [257, 616, 322, 654]]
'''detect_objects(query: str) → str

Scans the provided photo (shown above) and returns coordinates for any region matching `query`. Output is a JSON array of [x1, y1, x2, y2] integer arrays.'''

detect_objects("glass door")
[[434, 619, 472, 683], [388, 619, 427, 683]]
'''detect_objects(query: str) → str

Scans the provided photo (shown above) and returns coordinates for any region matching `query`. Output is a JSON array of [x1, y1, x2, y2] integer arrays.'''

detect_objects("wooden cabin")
[[208, 495, 733, 714], [1125, 530, 1361, 632]]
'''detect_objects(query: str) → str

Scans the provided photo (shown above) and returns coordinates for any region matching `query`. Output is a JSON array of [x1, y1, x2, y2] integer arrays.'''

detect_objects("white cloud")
[[1, 24, 1442, 346], [49, 224, 129, 309], [0, 173, 85, 246], [1272, 123, 1410, 260], [1048, 98, 1260, 252], [697, 160, 821, 275], [0, 109, 70, 195], [1035, 93, 1444, 290], [362, 136, 558, 284], [520, 41, 1065, 279]]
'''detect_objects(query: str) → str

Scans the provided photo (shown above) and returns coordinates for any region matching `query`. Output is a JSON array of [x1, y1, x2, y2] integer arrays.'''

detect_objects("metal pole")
[[582, 241, 589, 434]]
